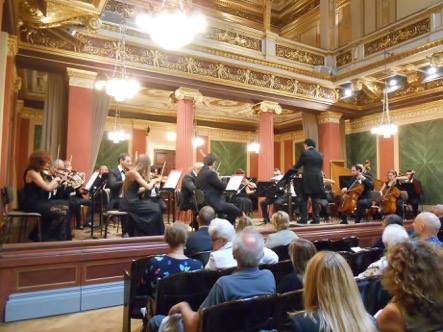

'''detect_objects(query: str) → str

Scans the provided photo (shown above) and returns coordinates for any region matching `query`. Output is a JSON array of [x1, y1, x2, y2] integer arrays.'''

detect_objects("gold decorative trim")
[[275, 130, 304, 142], [7, 35, 18, 57], [205, 27, 262, 51], [172, 88, 203, 103], [336, 50, 351, 67], [317, 111, 342, 124], [364, 18, 430, 56], [252, 101, 282, 115], [66, 67, 97, 88], [276, 44, 325, 66], [20, 107, 43, 120], [13, 77, 22, 93]]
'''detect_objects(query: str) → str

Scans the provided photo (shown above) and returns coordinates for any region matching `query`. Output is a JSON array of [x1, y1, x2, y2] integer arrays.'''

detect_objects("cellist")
[[340, 164, 374, 224], [379, 170, 403, 217]]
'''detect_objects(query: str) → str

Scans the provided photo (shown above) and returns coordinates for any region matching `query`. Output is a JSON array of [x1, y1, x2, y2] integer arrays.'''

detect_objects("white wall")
[[397, 0, 442, 20]]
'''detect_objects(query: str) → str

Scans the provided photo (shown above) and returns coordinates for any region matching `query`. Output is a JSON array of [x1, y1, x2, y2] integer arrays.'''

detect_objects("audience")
[[144, 223, 203, 296], [431, 204, 443, 230], [265, 211, 298, 249], [372, 214, 404, 250], [149, 228, 276, 332], [205, 218, 237, 270], [185, 206, 215, 257], [359, 224, 409, 278], [290, 251, 378, 332], [413, 212, 442, 246], [377, 241, 443, 331], [235, 215, 253, 232], [277, 238, 316, 293]]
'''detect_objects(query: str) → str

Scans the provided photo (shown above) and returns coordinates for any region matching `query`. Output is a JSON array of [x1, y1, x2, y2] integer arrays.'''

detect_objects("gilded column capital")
[[171, 87, 203, 103], [13, 77, 22, 93], [66, 67, 97, 89], [317, 111, 343, 124], [7, 35, 18, 57], [252, 101, 282, 115]]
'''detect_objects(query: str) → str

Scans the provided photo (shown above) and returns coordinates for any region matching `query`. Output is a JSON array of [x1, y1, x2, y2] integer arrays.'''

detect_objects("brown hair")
[[271, 211, 290, 231], [303, 251, 377, 332], [123, 154, 151, 195], [383, 241, 443, 319], [288, 238, 317, 275], [27, 150, 51, 172], [236, 216, 253, 232], [164, 222, 188, 248]]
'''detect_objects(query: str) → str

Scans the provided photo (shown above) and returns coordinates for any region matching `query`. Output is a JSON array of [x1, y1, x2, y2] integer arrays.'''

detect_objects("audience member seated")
[[205, 218, 237, 270], [277, 238, 316, 293], [185, 206, 215, 257], [290, 251, 378, 332], [376, 241, 443, 332], [150, 227, 276, 332], [431, 204, 443, 230], [413, 212, 442, 246], [144, 223, 203, 296], [235, 215, 253, 232], [266, 211, 298, 249], [372, 214, 404, 250], [359, 224, 409, 278]]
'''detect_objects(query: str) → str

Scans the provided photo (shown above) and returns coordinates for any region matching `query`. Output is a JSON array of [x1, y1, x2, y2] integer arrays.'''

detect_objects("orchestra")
[[15, 139, 426, 242]]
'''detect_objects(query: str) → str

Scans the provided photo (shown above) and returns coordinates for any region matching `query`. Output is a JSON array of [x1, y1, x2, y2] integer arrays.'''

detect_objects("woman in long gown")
[[20, 150, 72, 241], [121, 154, 164, 236]]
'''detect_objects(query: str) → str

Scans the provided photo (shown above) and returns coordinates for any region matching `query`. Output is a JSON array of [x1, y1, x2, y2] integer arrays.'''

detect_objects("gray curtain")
[[90, 89, 110, 174], [41, 72, 67, 159], [302, 112, 319, 144]]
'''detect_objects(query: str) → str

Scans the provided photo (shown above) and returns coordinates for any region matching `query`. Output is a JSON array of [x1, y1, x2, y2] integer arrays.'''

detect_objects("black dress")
[[234, 186, 254, 213], [120, 180, 164, 236], [20, 171, 71, 241]]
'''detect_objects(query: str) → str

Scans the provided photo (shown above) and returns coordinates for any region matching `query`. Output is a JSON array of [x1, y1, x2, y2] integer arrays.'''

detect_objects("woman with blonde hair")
[[290, 251, 377, 332], [120, 154, 164, 236], [265, 211, 298, 249]]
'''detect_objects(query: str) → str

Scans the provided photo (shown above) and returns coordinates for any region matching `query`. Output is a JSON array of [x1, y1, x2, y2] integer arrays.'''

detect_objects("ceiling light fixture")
[[344, 88, 353, 98], [108, 105, 130, 143], [427, 66, 438, 76], [192, 136, 205, 148], [136, 0, 207, 51], [247, 142, 260, 154]]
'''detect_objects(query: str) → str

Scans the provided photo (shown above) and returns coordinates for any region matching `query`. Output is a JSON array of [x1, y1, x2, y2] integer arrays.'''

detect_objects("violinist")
[[379, 170, 403, 217], [233, 169, 256, 215], [340, 164, 374, 224], [142, 166, 167, 212], [399, 169, 422, 216], [180, 162, 204, 229], [260, 168, 286, 225], [120, 154, 164, 236], [19, 150, 71, 241], [195, 154, 241, 225]]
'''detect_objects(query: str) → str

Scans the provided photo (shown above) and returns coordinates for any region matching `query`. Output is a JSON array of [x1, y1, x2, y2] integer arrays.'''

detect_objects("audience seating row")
[[313, 236, 359, 252]]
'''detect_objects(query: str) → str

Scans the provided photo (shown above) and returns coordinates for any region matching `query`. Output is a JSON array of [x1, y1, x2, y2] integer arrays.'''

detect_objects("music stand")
[[256, 181, 274, 197], [162, 170, 182, 223], [87, 173, 108, 239], [225, 175, 244, 192]]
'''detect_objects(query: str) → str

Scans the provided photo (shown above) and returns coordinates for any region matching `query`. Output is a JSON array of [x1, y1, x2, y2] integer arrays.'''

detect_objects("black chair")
[[188, 250, 211, 266], [274, 290, 304, 330], [342, 248, 383, 276], [357, 276, 391, 315], [101, 188, 127, 238], [1, 186, 42, 242], [260, 260, 293, 286], [272, 244, 290, 261], [313, 239, 333, 251], [332, 236, 359, 252], [122, 256, 155, 332], [199, 294, 278, 332], [153, 267, 235, 317]]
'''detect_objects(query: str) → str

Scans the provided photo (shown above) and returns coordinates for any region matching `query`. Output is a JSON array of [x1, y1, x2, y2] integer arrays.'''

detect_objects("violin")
[[380, 180, 401, 214]]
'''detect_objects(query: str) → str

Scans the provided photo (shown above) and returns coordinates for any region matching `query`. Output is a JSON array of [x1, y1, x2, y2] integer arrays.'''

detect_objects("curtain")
[[90, 89, 110, 174], [302, 112, 318, 145], [41, 72, 67, 159]]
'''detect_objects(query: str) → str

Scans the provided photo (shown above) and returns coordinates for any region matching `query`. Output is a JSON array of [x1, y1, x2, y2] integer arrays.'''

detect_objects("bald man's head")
[[414, 212, 441, 239], [431, 204, 443, 218]]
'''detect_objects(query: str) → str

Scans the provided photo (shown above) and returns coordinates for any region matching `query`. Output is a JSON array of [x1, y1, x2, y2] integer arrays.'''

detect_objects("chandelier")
[[108, 106, 130, 143], [370, 85, 398, 138], [95, 23, 141, 102], [136, 0, 207, 50], [192, 136, 205, 148], [247, 142, 260, 154]]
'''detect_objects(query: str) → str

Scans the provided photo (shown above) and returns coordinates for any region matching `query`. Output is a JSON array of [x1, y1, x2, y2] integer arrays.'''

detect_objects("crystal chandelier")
[[370, 85, 398, 138], [136, 0, 207, 51], [247, 142, 260, 154], [192, 136, 205, 148], [95, 23, 141, 102], [108, 105, 130, 143]]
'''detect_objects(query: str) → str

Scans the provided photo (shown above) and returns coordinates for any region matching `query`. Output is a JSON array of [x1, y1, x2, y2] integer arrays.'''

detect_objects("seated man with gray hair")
[[148, 227, 276, 332], [431, 204, 443, 230], [413, 211, 442, 246]]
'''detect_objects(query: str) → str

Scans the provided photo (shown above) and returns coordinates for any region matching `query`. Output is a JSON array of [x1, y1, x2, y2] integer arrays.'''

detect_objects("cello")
[[337, 161, 371, 214], [379, 172, 401, 215]]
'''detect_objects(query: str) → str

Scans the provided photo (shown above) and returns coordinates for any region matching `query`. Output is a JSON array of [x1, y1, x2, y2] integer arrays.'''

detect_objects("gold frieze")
[[276, 44, 324, 66], [204, 27, 262, 51], [336, 50, 351, 67]]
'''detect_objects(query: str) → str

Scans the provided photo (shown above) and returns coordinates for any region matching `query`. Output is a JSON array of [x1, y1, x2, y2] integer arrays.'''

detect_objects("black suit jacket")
[[195, 166, 226, 207], [180, 171, 197, 210], [185, 226, 212, 257], [289, 148, 324, 195], [108, 168, 124, 201], [345, 175, 374, 200]]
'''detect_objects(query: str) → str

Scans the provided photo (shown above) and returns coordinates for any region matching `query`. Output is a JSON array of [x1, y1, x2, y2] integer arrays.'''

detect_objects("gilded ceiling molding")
[[336, 50, 352, 68], [204, 27, 262, 51], [252, 101, 282, 115], [20, 107, 43, 120], [276, 44, 325, 66], [317, 111, 342, 125], [66, 67, 97, 89], [19, 29, 338, 104], [275, 130, 304, 142], [171, 87, 203, 103], [7, 35, 18, 57], [364, 18, 431, 56]]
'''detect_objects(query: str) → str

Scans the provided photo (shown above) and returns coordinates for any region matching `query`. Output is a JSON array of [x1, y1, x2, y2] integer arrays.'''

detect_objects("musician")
[[120, 154, 164, 236], [233, 169, 256, 215], [20, 150, 71, 241], [282, 138, 324, 224], [340, 164, 374, 224], [379, 170, 404, 217], [84, 165, 109, 227], [319, 176, 337, 222], [195, 154, 241, 224], [108, 153, 132, 205], [260, 169, 286, 224], [180, 162, 204, 228], [401, 170, 422, 216]]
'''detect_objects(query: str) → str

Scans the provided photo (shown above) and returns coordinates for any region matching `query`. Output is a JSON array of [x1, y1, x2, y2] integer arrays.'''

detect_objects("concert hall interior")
[[1, 0, 443, 331]]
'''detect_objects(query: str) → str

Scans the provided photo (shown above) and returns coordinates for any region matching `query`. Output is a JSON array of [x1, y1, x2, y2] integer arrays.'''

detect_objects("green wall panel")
[[210, 140, 247, 176], [399, 119, 443, 204], [346, 131, 377, 174], [294, 142, 304, 164], [34, 125, 42, 150], [95, 132, 129, 169]]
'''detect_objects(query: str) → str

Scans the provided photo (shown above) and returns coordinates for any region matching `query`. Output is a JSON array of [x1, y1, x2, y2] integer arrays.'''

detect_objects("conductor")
[[281, 138, 324, 224]]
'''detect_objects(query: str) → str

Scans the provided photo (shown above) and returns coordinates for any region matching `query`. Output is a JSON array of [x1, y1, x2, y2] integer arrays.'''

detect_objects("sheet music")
[[163, 170, 182, 190], [85, 171, 99, 191], [226, 175, 244, 192]]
